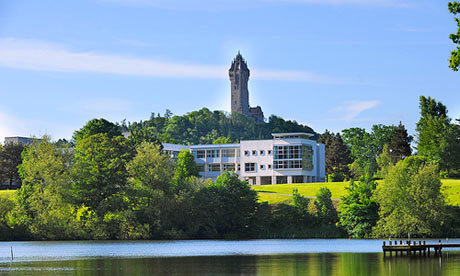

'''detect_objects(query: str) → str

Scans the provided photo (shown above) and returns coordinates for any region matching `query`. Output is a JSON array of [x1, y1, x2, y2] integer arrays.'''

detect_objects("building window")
[[222, 149, 236, 157], [244, 150, 250, 156], [245, 163, 256, 172], [268, 150, 272, 155], [197, 164, 205, 172], [274, 160, 303, 169], [274, 145, 301, 159], [252, 150, 257, 156], [223, 163, 236, 171], [260, 164, 265, 170], [260, 150, 265, 155], [207, 163, 220, 172], [238, 164, 241, 171], [268, 164, 272, 169], [207, 150, 220, 158], [196, 150, 205, 158]]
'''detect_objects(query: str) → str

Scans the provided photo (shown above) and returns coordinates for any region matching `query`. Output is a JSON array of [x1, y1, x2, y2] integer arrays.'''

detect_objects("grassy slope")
[[253, 179, 460, 205], [0, 190, 15, 200], [442, 179, 460, 206]]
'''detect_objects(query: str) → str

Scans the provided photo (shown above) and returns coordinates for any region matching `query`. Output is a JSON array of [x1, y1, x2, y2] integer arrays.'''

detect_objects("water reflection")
[[1, 253, 460, 276]]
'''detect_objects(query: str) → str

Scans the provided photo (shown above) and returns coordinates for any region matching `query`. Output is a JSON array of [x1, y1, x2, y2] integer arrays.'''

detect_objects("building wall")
[[162, 133, 326, 185], [4, 136, 40, 145]]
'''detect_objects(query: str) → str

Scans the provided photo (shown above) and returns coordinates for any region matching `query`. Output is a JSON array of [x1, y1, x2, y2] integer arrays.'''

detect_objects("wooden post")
[[390, 241, 393, 257], [419, 241, 422, 255], [383, 241, 386, 257]]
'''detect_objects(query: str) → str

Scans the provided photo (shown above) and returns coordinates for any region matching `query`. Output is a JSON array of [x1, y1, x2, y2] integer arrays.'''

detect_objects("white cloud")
[[0, 38, 340, 84], [333, 100, 380, 122]]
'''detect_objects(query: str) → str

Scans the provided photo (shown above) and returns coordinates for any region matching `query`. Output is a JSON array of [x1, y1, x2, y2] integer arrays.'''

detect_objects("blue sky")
[[0, 0, 459, 142]]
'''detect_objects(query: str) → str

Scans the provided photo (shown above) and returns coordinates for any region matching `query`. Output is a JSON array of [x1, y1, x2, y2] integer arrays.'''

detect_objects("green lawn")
[[441, 179, 460, 206], [257, 192, 293, 204], [0, 190, 15, 200], [252, 182, 349, 201], [252, 179, 460, 206]]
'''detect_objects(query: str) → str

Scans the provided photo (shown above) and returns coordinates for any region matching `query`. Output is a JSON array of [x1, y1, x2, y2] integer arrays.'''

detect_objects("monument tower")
[[229, 52, 264, 123]]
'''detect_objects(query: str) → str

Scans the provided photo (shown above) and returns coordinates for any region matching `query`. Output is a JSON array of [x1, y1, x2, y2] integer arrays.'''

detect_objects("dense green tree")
[[416, 96, 460, 174], [128, 127, 162, 149], [0, 198, 15, 240], [341, 125, 394, 176], [54, 138, 74, 148], [314, 187, 338, 225], [213, 136, 234, 144], [0, 142, 24, 189], [8, 138, 83, 240], [73, 118, 122, 141], [318, 130, 352, 181], [129, 108, 316, 146], [192, 171, 258, 238], [338, 178, 379, 238], [173, 150, 199, 190], [292, 188, 311, 217], [387, 122, 413, 164], [376, 144, 392, 179], [72, 134, 132, 214], [449, 2, 460, 71], [127, 143, 174, 199], [374, 156, 445, 237]]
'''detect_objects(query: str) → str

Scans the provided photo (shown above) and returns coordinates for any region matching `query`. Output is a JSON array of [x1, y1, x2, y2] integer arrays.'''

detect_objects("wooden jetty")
[[382, 240, 460, 257]]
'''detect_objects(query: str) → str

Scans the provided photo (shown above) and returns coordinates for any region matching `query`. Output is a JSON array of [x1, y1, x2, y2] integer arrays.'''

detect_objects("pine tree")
[[388, 122, 413, 164]]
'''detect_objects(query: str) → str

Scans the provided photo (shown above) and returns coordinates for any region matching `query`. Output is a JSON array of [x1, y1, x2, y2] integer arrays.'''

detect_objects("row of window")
[[244, 149, 272, 157], [274, 160, 303, 169], [244, 162, 272, 172], [195, 149, 239, 158], [194, 149, 276, 158], [197, 161, 312, 173], [198, 163, 241, 172]]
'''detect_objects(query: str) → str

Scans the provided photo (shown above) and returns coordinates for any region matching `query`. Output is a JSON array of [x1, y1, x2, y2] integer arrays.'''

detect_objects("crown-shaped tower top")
[[229, 51, 249, 73]]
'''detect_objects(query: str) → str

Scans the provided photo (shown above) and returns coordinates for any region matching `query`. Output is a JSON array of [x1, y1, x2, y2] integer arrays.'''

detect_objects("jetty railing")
[[382, 240, 460, 257]]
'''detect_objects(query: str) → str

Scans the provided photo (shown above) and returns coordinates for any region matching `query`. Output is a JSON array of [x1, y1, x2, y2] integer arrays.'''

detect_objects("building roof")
[[272, 133, 315, 139]]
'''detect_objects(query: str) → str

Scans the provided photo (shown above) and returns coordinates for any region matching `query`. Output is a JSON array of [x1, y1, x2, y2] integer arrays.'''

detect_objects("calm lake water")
[[1, 239, 460, 275]]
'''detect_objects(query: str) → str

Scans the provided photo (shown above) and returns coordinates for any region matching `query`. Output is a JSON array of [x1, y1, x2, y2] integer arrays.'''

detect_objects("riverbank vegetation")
[[0, 95, 459, 240], [0, 122, 344, 240]]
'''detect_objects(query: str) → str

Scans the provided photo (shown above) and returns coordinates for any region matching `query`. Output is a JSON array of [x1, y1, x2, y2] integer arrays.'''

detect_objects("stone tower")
[[229, 51, 250, 115], [229, 52, 264, 122]]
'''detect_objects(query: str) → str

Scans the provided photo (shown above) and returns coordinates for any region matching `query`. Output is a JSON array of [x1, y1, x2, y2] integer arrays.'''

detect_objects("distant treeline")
[[125, 108, 316, 145]]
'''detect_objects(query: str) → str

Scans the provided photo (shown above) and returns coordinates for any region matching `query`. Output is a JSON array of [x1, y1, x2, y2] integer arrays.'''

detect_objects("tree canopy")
[[73, 118, 122, 142], [339, 178, 378, 238], [318, 130, 352, 181], [374, 156, 445, 237], [0, 142, 24, 188], [449, 2, 460, 71], [416, 96, 460, 174]]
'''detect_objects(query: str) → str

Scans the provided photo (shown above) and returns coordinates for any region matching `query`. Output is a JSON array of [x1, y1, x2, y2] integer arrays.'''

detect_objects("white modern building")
[[163, 133, 325, 185]]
